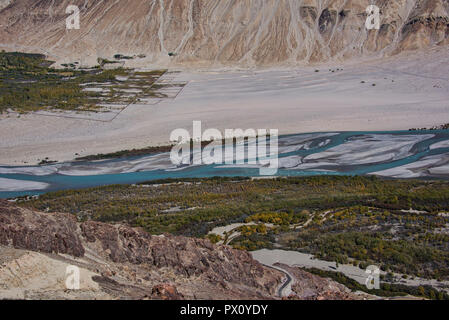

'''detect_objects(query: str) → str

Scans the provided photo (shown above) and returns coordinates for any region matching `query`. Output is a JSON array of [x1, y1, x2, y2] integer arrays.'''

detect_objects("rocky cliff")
[[0, 0, 448, 67], [0, 200, 360, 300]]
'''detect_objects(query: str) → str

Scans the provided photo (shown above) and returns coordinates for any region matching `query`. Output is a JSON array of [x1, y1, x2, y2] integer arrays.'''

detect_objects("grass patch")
[[0, 51, 168, 113]]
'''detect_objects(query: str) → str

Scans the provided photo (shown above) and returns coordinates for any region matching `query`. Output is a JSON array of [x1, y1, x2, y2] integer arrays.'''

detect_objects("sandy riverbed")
[[1, 48, 448, 165], [251, 249, 449, 293]]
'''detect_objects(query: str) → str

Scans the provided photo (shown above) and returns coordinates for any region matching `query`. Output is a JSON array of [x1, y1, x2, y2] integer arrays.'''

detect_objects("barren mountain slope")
[[0, 0, 448, 67], [0, 200, 359, 300]]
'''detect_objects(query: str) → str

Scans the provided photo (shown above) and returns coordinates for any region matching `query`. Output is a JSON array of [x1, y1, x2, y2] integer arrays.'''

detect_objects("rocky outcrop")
[[0, 200, 84, 257], [0, 200, 361, 299], [0, 200, 280, 299], [0, 0, 448, 67], [80, 220, 267, 290], [151, 283, 184, 300]]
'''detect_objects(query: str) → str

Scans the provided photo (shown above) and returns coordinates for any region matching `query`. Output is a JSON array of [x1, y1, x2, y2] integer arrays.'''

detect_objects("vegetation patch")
[[0, 51, 167, 113], [304, 267, 449, 300], [19, 175, 449, 282]]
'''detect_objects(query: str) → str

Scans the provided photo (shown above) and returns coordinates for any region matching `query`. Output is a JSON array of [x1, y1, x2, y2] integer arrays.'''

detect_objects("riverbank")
[[2, 130, 449, 198], [1, 48, 449, 166]]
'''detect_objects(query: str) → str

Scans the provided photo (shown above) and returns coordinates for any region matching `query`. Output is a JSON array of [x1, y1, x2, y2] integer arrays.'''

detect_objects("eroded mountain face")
[[0, 0, 448, 67], [0, 200, 359, 300]]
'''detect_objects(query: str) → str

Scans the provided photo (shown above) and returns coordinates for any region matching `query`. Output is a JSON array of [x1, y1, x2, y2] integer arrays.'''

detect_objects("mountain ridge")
[[0, 0, 448, 67]]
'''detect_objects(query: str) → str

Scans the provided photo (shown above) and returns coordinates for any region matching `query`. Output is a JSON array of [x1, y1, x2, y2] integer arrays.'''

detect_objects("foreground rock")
[[0, 200, 359, 299]]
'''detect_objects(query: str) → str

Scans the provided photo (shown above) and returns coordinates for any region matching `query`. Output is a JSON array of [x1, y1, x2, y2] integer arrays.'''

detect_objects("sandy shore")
[[1, 48, 449, 166]]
